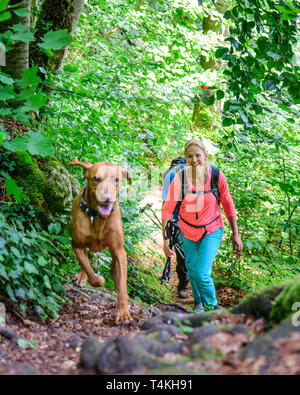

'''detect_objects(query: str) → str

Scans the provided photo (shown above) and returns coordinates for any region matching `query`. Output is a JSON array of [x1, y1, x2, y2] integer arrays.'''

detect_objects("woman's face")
[[185, 145, 208, 167]]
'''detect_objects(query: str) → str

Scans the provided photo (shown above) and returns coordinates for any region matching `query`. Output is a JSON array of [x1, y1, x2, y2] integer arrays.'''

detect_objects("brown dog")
[[70, 158, 132, 323]]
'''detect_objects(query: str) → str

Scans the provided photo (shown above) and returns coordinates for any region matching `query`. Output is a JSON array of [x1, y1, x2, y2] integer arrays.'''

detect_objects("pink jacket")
[[162, 166, 236, 241]]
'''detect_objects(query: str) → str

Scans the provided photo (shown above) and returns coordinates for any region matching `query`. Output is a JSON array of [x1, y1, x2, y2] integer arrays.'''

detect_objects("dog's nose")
[[99, 193, 113, 203]]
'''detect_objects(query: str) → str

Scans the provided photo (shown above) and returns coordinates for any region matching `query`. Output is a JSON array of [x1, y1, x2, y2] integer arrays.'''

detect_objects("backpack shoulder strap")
[[173, 167, 187, 216], [210, 164, 220, 205]]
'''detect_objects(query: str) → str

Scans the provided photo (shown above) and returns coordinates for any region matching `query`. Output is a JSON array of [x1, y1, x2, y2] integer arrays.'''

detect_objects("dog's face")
[[71, 159, 132, 217]]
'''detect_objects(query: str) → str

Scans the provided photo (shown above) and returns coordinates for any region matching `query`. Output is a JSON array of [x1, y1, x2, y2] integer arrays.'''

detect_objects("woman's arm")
[[227, 216, 243, 254], [218, 172, 243, 254]]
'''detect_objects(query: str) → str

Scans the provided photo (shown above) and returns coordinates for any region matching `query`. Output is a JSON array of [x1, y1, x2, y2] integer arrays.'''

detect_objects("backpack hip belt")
[[179, 213, 220, 241]]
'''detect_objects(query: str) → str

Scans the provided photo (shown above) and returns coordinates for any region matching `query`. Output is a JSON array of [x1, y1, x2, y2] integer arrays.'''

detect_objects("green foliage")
[[0, 212, 66, 317], [215, 0, 299, 129], [46, 0, 206, 166], [0, 0, 299, 315], [212, 101, 299, 291]]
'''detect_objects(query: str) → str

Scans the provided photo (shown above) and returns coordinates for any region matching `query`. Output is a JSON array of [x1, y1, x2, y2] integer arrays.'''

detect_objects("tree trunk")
[[0, 0, 32, 76], [200, 0, 228, 71], [192, 0, 228, 131], [30, 0, 85, 74]]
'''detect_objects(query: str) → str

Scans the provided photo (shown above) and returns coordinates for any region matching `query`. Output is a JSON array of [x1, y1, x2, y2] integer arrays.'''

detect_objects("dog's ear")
[[71, 158, 93, 178], [121, 168, 132, 197]]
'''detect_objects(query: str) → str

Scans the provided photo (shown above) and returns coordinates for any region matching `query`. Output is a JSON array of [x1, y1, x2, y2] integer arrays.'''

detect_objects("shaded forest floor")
[[0, 283, 255, 375]]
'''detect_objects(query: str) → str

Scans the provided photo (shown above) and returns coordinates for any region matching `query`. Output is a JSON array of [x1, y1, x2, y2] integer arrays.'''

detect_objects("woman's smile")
[[185, 145, 208, 166]]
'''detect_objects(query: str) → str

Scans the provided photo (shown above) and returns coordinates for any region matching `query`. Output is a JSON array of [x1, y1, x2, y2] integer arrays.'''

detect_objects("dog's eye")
[[115, 177, 119, 184], [94, 176, 101, 182]]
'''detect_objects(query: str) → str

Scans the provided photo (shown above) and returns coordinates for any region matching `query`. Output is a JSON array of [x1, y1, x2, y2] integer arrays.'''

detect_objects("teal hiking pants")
[[181, 227, 223, 311]]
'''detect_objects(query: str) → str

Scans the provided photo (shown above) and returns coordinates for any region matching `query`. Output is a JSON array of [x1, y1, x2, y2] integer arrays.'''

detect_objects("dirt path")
[[0, 286, 148, 375]]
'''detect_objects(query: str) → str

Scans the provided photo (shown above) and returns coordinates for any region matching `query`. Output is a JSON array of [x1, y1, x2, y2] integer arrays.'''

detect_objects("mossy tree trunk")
[[29, 0, 85, 74], [0, 0, 32, 76]]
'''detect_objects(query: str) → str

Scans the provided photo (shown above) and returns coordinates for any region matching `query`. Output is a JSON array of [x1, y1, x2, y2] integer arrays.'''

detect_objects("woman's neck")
[[188, 163, 208, 187]]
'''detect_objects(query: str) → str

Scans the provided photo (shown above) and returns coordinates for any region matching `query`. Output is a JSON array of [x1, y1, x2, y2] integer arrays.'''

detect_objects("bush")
[[0, 212, 66, 317]]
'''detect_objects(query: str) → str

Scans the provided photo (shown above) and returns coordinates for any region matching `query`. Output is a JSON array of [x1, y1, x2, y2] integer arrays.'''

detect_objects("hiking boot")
[[178, 282, 189, 299], [193, 302, 204, 313]]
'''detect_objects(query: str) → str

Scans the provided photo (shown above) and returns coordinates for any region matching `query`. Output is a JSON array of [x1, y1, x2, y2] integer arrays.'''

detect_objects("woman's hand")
[[163, 239, 175, 258], [232, 233, 243, 254]]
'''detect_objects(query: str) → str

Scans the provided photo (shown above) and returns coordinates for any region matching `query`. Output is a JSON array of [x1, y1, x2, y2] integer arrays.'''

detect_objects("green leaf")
[[0, 85, 15, 101], [215, 47, 228, 59], [3, 136, 28, 152], [11, 23, 28, 33], [6, 283, 16, 302], [10, 31, 35, 42], [24, 261, 39, 275], [216, 90, 225, 100], [38, 256, 48, 266], [223, 10, 232, 20], [25, 88, 48, 111], [0, 11, 11, 22], [26, 130, 54, 157], [0, 131, 3, 146], [0, 108, 12, 117], [6, 177, 22, 203], [38, 29, 72, 50], [240, 112, 249, 124], [17, 339, 38, 349], [15, 287, 26, 299], [279, 183, 294, 194], [202, 94, 215, 106], [43, 275, 51, 290], [13, 8, 30, 17], [0, 74, 14, 85], [0, 0, 9, 12], [48, 222, 61, 235], [0, 265, 9, 281], [22, 66, 41, 86], [222, 117, 234, 127], [13, 107, 31, 122], [281, 231, 289, 240]]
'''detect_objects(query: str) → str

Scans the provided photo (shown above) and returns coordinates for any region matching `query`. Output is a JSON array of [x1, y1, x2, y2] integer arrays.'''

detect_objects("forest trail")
[[1, 187, 298, 375]]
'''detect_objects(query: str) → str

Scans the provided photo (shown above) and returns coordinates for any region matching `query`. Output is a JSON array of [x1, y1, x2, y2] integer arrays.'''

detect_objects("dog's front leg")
[[110, 249, 132, 323], [73, 247, 104, 288]]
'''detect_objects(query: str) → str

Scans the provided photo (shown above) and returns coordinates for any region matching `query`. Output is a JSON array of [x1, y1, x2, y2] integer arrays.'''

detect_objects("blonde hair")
[[184, 139, 207, 155]]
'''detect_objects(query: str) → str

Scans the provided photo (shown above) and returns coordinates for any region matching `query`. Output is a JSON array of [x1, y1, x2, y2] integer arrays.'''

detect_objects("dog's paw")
[[90, 275, 105, 287], [72, 273, 87, 287], [115, 310, 132, 325]]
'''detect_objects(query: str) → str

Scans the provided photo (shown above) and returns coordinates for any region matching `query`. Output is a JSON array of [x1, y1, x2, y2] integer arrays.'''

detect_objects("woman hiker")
[[162, 139, 243, 312]]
